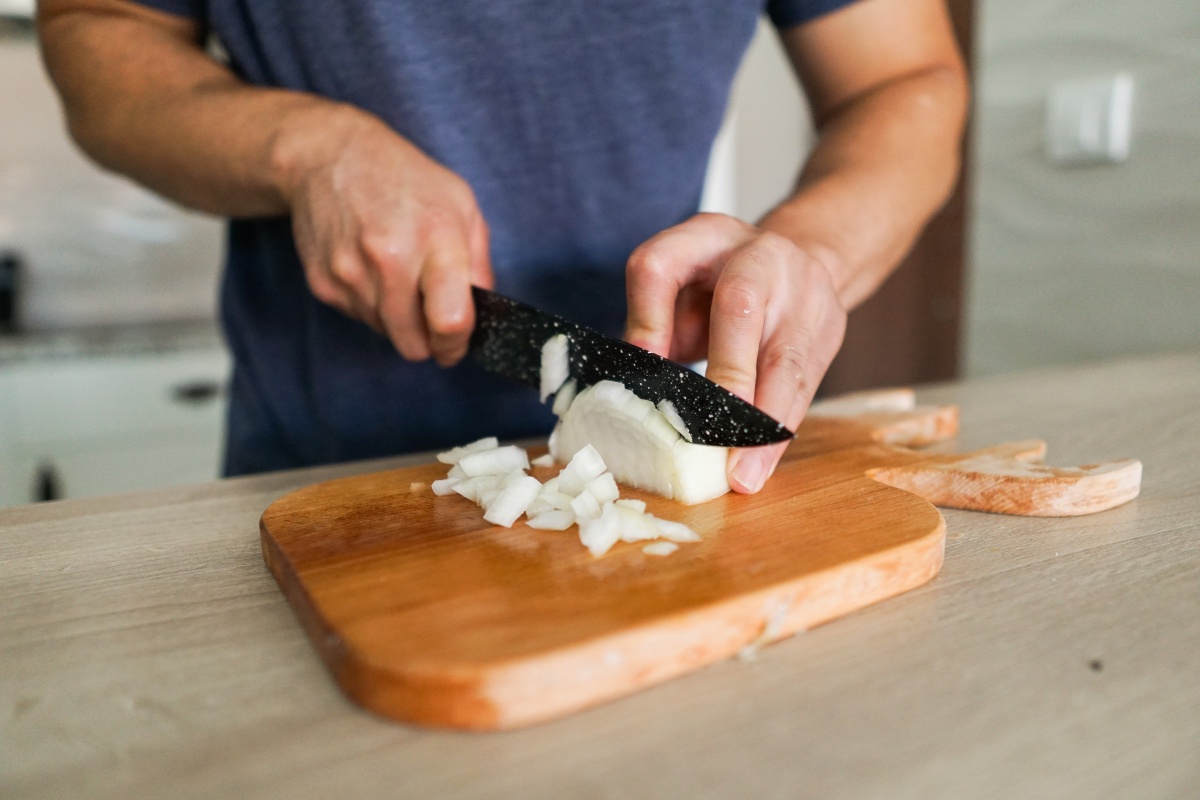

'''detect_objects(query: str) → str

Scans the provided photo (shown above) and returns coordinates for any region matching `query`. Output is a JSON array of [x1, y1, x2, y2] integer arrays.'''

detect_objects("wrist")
[[268, 98, 379, 207]]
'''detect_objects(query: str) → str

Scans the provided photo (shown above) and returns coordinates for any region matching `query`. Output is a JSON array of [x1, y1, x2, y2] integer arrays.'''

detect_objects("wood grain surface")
[[259, 394, 1139, 729]]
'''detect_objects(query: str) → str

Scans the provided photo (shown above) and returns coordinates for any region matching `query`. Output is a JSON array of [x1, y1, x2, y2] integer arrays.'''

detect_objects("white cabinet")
[[0, 344, 230, 507]]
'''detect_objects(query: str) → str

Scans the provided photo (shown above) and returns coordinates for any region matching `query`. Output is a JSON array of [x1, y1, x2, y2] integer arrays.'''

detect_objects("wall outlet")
[[1045, 73, 1135, 166]]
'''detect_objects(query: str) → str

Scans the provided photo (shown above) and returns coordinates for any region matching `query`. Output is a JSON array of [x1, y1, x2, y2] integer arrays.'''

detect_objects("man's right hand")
[[277, 108, 493, 366]]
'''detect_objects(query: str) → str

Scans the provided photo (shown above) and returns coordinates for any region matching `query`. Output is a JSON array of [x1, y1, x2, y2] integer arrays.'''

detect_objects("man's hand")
[[625, 213, 847, 494], [39, 0, 491, 366], [278, 110, 492, 365], [624, 0, 968, 495]]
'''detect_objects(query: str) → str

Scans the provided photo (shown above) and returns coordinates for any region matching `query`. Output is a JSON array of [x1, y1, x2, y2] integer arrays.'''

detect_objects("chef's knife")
[[468, 286, 792, 447]]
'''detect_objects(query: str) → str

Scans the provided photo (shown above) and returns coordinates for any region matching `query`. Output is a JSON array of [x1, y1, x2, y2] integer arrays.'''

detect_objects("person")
[[37, 0, 968, 493]]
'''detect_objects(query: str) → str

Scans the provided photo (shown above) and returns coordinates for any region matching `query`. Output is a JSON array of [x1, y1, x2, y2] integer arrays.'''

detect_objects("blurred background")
[[1, 0, 1197, 505]]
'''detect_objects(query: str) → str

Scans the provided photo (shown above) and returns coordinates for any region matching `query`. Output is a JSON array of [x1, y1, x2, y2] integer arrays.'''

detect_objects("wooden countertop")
[[3, 354, 1198, 799]]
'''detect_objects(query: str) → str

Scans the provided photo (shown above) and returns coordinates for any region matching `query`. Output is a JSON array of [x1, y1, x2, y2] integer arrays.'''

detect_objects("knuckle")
[[706, 362, 757, 395], [761, 344, 809, 381], [359, 231, 405, 267], [712, 274, 763, 322], [328, 248, 361, 286], [626, 242, 672, 284]]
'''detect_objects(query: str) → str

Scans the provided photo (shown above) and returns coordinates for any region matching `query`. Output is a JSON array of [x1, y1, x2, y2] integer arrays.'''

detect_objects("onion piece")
[[531, 453, 556, 468], [436, 436, 500, 465], [570, 491, 603, 524], [431, 478, 460, 496], [551, 379, 578, 416], [557, 444, 607, 496], [578, 505, 623, 557], [652, 518, 701, 543], [583, 472, 620, 505], [458, 445, 530, 477], [550, 380, 730, 505], [482, 474, 542, 527], [526, 509, 575, 531], [656, 399, 693, 442], [539, 334, 570, 402], [452, 475, 503, 504], [642, 541, 679, 556]]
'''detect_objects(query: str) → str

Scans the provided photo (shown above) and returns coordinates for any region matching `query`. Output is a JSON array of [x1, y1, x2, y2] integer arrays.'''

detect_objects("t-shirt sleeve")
[[766, 0, 861, 29], [125, 0, 204, 19]]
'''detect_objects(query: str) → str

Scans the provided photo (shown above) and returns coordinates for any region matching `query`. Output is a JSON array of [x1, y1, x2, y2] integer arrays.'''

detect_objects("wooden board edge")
[[318, 514, 946, 731]]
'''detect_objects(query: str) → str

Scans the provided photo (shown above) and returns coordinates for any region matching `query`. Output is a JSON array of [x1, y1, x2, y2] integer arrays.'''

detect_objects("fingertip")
[[727, 444, 783, 494]]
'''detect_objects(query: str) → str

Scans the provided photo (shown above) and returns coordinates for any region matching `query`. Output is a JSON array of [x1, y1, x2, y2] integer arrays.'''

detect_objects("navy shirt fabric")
[[129, 0, 858, 475]]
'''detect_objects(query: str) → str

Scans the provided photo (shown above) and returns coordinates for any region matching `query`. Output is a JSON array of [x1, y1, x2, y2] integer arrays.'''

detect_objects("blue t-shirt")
[[131, 0, 857, 475]]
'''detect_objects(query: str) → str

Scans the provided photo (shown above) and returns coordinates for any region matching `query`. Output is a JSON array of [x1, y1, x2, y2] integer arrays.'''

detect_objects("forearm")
[[761, 63, 969, 310], [37, 0, 369, 217]]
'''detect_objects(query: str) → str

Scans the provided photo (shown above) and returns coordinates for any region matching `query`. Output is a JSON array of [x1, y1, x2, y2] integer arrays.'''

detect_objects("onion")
[[430, 433, 701, 557], [457, 445, 530, 477], [436, 436, 500, 465], [642, 541, 679, 557], [549, 380, 730, 505], [540, 334, 570, 402], [526, 509, 575, 530], [656, 399, 693, 442], [551, 379, 578, 416], [482, 473, 542, 527]]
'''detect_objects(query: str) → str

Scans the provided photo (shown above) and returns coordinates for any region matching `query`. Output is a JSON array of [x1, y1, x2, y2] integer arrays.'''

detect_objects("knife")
[[468, 286, 792, 447]]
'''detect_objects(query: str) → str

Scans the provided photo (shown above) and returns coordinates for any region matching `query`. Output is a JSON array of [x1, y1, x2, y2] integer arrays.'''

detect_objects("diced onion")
[[540, 334, 570, 402], [642, 541, 679, 556], [551, 379, 578, 416], [482, 474, 543, 527], [526, 509, 575, 530], [656, 399, 693, 442], [458, 445, 530, 477], [431, 430, 700, 558], [436, 436, 500, 465]]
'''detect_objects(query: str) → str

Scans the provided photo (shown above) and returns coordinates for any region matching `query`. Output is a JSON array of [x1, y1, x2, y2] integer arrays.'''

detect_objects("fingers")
[[625, 213, 751, 357], [700, 234, 845, 494], [416, 226, 476, 366], [289, 123, 490, 366]]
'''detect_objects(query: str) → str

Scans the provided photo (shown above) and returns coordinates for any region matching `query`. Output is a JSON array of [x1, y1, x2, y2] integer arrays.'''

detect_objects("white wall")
[[703, 20, 814, 223], [965, 0, 1200, 376], [0, 21, 222, 331]]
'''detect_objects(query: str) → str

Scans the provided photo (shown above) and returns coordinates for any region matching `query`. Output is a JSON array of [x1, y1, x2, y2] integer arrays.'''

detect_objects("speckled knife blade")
[[468, 286, 792, 447]]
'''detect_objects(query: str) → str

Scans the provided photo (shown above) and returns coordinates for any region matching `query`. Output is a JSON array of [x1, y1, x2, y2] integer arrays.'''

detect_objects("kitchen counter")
[[0, 319, 223, 365], [3, 353, 1198, 799]]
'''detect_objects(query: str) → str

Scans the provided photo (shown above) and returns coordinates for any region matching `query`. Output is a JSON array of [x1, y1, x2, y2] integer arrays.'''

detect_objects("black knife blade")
[[468, 286, 792, 447]]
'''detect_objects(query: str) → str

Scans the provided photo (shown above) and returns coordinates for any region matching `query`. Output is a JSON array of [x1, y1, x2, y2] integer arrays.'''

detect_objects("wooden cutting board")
[[260, 389, 1141, 730]]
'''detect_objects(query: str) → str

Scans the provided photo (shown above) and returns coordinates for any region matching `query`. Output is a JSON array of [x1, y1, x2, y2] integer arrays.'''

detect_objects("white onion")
[[457, 445, 530, 477], [436, 436, 500, 465], [526, 509, 575, 531], [482, 473, 542, 527], [642, 541, 679, 556], [656, 399, 693, 442], [570, 490, 603, 523], [431, 431, 700, 558], [431, 478, 460, 496], [549, 380, 730, 505], [451, 474, 503, 504], [539, 334, 570, 402], [557, 443, 607, 496], [583, 472, 620, 505], [551, 379, 578, 416], [531, 453, 556, 468]]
